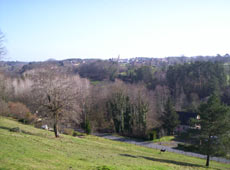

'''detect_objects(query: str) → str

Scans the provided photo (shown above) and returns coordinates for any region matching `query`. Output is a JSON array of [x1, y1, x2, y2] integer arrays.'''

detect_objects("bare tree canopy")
[[0, 30, 5, 58], [32, 71, 90, 137]]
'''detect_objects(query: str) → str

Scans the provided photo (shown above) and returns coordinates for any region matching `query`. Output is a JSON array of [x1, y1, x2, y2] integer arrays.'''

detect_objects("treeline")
[[77, 60, 228, 109], [166, 62, 227, 110], [0, 68, 162, 139], [0, 60, 230, 139], [1, 46, 230, 166], [77, 60, 118, 81]]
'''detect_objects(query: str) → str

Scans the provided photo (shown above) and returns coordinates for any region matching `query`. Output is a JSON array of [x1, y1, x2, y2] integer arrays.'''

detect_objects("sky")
[[1, 0, 230, 62]]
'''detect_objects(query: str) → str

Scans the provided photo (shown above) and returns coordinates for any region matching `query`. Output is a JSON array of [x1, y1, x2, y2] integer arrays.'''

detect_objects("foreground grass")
[[0, 117, 229, 170]]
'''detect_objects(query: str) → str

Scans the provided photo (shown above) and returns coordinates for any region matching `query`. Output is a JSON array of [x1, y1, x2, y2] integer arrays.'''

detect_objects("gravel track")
[[93, 133, 230, 164]]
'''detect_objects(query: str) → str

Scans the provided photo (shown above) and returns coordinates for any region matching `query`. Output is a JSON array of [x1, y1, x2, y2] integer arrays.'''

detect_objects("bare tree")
[[104, 80, 159, 138], [0, 30, 5, 58], [87, 82, 112, 132], [32, 71, 89, 137]]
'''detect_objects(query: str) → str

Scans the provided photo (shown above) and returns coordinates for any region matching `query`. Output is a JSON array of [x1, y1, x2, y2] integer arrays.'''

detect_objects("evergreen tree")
[[106, 91, 149, 137], [162, 98, 180, 135], [192, 94, 230, 167], [135, 94, 148, 135], [124, 96, 133, 134], [106, 92, 126, 133]]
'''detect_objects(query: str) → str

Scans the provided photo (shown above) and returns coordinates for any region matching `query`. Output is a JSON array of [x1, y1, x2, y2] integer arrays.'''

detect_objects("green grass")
[[0, 117, 229, 170], [90, 80, 102, 85], [153, 136, 175, 143]]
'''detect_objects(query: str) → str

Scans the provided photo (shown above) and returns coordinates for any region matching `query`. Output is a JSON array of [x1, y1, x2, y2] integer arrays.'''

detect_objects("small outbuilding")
[[175, 112, 200, 133]]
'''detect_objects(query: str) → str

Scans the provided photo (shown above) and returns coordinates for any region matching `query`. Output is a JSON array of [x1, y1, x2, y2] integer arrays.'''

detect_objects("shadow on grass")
[[0, 125, 61, 139], [120, 154, 138, 158], [120, 154, 210, 169], [0, 126, 35, 136]]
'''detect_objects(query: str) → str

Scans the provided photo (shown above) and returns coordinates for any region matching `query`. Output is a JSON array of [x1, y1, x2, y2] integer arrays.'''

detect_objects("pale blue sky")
[[1, 0, 230, 61]]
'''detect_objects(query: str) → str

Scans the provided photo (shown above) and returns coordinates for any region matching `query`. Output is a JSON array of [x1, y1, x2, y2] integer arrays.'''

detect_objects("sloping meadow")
[[0, 117, 229, 170]]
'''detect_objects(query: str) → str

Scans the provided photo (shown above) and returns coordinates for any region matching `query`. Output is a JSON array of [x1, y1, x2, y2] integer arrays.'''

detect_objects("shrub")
[[8, 102, 36, 124], [85, 119, 91, 134], [0, 100, 10, 116], [10, 127, 21, 133], [72, 131, 86, 137], [63, 128, 74, 136], [72, 131, 78, 136]]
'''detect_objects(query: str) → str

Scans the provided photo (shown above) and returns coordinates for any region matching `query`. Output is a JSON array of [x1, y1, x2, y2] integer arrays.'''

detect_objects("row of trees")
[[3, 67, 160, 139], [106, 87, 149, 138], [5, 61, 229, 137], [0, 71, 228, 167], [1, 31, 229, 167], [78, 60, 118, 81], [166, 62, 227, 110]]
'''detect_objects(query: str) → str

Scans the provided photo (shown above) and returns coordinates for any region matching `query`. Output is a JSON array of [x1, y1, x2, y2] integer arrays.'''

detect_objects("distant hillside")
[[2, 54, 230, 75], [2, 55, 230, 113]]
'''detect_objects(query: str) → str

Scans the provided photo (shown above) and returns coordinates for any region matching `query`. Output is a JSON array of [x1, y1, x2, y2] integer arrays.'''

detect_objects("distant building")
[[175, 112, 200, 133]]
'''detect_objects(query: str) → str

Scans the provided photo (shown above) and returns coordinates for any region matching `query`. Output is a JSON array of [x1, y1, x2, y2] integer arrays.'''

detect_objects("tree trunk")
[[206, 134, 211, 166], [54, 122, 59, 138], [206, 154, 210, 167]]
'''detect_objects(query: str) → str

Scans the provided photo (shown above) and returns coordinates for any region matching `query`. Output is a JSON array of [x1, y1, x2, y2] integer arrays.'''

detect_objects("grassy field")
[[153, 136, 175, 143], [0, 117, 229, 170]]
